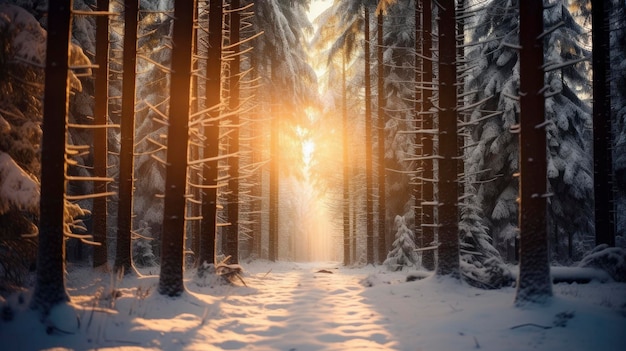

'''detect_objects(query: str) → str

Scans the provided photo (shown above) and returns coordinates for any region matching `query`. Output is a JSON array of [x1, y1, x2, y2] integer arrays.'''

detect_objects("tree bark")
[[342, 51, 351, 266], [515, 0, 552, 305], [114, 0, 139, 275], [592, 0, 615, 247], [414, 0, 423, 253], [436, 0, 460, 278], [31, 0, 73, 314], [364, 5, 374, 265], [269, 58, 279, 262], [158, 0, 195, 297], [226, 0, 241, 264], [199, 0, 224, 270], [93, 0, 110, 270], [420, 0, 435, 271], [376, 10, 387, 264]]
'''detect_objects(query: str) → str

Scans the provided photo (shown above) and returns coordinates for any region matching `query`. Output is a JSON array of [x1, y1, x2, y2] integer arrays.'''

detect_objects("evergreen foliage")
[[459, 188, 510, 289], [466, 0, 594, 263], [384, 215, 418, 271]]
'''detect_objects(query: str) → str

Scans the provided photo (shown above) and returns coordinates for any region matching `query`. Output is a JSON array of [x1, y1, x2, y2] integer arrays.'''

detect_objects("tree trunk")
[[342, 51, 351, 266], [188, 2, 201, 268], [435, 0, 460, 278], [592, 0, 615, 247], [376, 10, 387, 264], [114, 0, 139, 275], [420, 0, 435, 271], [158, 0, 195, 297], [226, 0, 241, 264], [414, 0, 423, 253], [269, 114, 279, 262], [515, 0, 552, 305], [364, 5, 375, 265], [92, 0, 110, 270], [269, 58, 279, 262], [31, 0, 73, 314], [198, 0, 224, 270]]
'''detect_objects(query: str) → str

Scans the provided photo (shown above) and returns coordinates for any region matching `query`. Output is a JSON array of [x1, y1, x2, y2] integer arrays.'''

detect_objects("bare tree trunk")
[[515, 0, 552, 305], [592, 0, 615, 247], [114, 0, 139, 275], [31, 0, 73, 315], [269, 58, 279, 262], [226, 0, 241, 264], [188, 1, 201, 267], [420, 0, 435, 271], [364, 5, 374, 265], [343, 51, 351, 266], [435, 0, 460, 278], [268, 116, 279, 261], [414, 0, 423, 252], [93, 0, 110, 270], [198, 0, 224, 270], [158, 0, 195, 297], [376, 10, 387, 264]]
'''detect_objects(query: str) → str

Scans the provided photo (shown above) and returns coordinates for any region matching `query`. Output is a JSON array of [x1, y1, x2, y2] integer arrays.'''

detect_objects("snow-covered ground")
[[2, 260, 625, 350]]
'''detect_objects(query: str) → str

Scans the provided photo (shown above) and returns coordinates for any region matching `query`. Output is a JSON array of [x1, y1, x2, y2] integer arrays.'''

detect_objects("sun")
[[302, 139, 315, 167], [307, 0, 332, 22]]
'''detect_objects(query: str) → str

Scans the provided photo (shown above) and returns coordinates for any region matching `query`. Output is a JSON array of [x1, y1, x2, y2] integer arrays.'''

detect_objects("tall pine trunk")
[[420, 0, 435, 270], [515, 0, 552, 305], [93, 0, 110, 270], [414, 0, 423, 252], [198, 0, 224, 270], [158, 0, 195, 297], [226, 0, 241, 263], [114, 0, 139, 274], [342, 51, 351, 266], [269, 58, 279, 262], [436, 0, 460, 278], [592, 0, 615, 247], [364, 5, 374, 265], [31, 0, 73, 314], [189, 2, 201, 268], [376, 10, 387, 264]]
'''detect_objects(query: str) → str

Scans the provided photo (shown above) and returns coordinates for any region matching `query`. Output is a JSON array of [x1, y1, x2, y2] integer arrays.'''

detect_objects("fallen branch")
[[510, 323, 552, 330]]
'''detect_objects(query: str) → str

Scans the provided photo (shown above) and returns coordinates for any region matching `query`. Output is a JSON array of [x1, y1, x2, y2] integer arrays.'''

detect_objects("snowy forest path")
[[197, 261, 398, 350]]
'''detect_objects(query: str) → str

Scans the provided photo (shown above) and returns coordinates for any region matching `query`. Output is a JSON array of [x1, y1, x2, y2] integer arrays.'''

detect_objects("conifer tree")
[[611, 0, 626, 244], [384, 215, 419, 271], [226, 0, 241, 264], [516, 0, 552, 305], [436, 0, 460, 278], [198, 0, 224, 271], [31, 0, 73, 314], [158, 0, 195, 297], [92, 0, 110, 269], [114, 0, 139, 274]]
